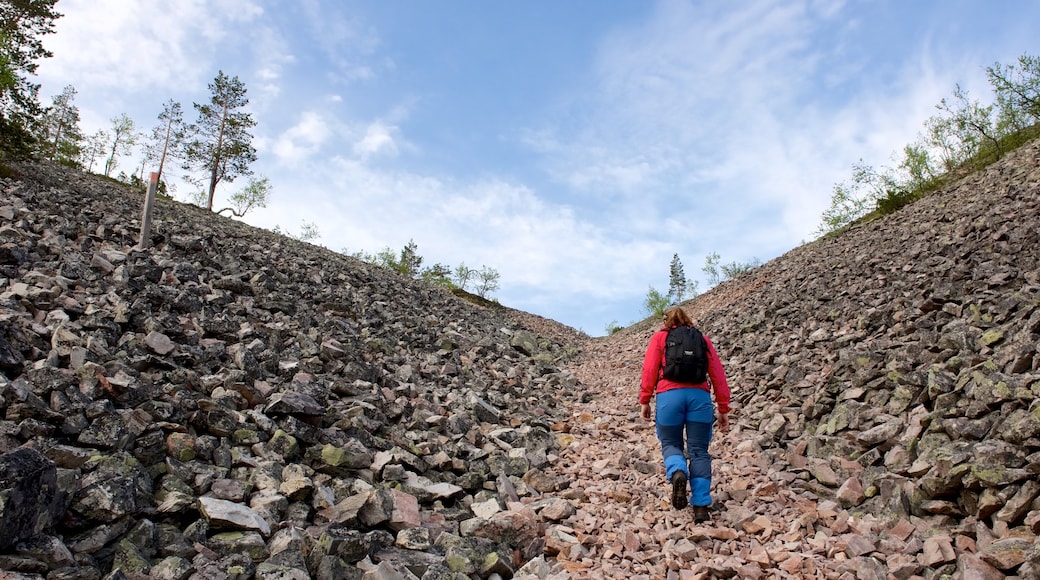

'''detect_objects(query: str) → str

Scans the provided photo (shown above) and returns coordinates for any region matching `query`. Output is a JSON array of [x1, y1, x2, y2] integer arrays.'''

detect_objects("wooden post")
[[138, 172, 159, 249]]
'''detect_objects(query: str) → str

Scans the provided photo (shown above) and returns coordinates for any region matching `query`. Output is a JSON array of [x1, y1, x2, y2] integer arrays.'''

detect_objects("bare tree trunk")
[[105, 141, 116, 176], [206, 104, 228, 211], [51, 121, 63, 160]]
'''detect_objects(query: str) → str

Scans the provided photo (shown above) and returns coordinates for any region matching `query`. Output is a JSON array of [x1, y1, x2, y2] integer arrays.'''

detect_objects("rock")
[[538, 498, 575, 522], [0, 447, 66, 551], [957, 552, 1004, 580], [197, 497, 272, 536], [150, 555, 194, 580], [978, 537, 1033, 571], [145, 331, 176, 355], [836, 476, 866, 507]]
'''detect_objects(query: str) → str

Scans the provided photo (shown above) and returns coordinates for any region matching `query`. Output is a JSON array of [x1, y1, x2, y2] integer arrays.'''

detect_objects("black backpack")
[[662, 326, 708, 383]]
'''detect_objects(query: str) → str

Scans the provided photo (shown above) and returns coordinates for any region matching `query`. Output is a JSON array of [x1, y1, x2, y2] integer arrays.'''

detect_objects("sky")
[[32, 0, 1040, 336]]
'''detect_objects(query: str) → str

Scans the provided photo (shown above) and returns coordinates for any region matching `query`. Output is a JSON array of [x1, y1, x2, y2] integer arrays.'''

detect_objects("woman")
[[639, 306, 731, 522]]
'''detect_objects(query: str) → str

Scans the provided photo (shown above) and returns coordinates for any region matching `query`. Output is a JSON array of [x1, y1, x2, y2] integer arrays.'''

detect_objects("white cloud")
[[299, 0, 382, 84], [38, 0, 264, 96], [269, 111, 333, 166], [251, 158, 660, 311], [353, 121, 400, 159], [249, 26, 296, 104], [522, 0, 1012, 258]]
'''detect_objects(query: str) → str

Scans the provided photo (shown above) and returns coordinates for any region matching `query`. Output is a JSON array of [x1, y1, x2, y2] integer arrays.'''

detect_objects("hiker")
[[639, 306, 731, 523]]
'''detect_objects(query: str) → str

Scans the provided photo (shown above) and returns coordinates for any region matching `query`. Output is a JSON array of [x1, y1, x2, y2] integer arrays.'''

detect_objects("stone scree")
[[0, 158, 589, 579], [1, 132, 1040, 579], [670, 138, 1040, 577]]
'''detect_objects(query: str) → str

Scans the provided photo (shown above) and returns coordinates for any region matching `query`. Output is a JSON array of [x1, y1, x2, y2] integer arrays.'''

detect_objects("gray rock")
[[197, 497, 272, 536], [150, 556, 193, 580], [0, 447, 66, 550]]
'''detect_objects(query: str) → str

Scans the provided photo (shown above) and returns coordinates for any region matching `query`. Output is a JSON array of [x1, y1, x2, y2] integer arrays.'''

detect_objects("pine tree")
[[39, 84, 81, 163], [0, 0, 62, 153], [669, 253, 687, 303], [182, 71, 257, 211]]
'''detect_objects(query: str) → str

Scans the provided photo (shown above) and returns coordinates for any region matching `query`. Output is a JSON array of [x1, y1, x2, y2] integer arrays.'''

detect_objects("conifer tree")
[[0, 0, 61, 153], [39, 84, 81, 163], [668, 253, 687, 304], [183, 71, 257, 211]]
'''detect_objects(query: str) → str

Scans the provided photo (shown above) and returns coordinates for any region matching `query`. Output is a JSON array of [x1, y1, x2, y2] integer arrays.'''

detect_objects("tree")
[[343, 241, 500, 298], [273, 220, 320, 242], [296, 221, 320, 242], [453, 263, 476, 291], [668, 253, 698, 304], [816, 52, 1040, 241], [398, 239, 423, 277], [702, 252, 761, 286], [815, 160, 898, 235], [0, 34, 14, 95], [217, 175, 270, 217], [988, 58, 1035, 137], [816, 180, 870, 235], [421, 263, 455, 288], [987, 54, 1040, 123], [144, 99, 185, 188], [668, 254, 685, 303], [103, 113, 136, 177], [183, 71, 257, 211], [0, 0, 61, 153], [702, 252, 721, 287], [79, 129, 107, 173], [448, 262, 500, 298], [935, 84, 1004, 166], [897, 143, 939, 194], [474, 266, 501, 299], [45, 85, 75, 156], [721, 257, 761, 280], [38, 84, 81, 163], [347, 240, 422, 277], [370, 247, 399, 270], [643, 286, 670, 318]]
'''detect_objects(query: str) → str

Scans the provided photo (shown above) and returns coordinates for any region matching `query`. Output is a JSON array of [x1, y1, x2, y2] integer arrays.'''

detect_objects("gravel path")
[[542, 322, 854, 580]]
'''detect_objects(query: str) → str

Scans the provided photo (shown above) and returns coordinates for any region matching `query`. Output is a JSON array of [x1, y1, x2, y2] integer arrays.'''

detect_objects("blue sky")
[[34, 0, 1040, 336]]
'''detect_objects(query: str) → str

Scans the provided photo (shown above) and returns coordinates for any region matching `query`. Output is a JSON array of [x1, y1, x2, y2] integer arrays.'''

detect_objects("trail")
[[545, 327, 866, 580]]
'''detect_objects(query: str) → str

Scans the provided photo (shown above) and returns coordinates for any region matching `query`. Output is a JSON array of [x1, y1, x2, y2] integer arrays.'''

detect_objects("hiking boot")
[[693, 506, 710, 523], [670, 472, 688, 510]]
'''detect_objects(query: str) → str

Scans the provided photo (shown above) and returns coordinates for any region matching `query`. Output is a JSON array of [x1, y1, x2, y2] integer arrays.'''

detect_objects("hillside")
[[555, 138, 1040, 578], [0, 159, 589, 579], [0, 135, 1037, 580]]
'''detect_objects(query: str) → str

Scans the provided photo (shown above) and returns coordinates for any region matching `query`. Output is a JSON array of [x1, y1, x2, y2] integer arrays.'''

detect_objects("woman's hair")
[[662, 306, 693, 328]]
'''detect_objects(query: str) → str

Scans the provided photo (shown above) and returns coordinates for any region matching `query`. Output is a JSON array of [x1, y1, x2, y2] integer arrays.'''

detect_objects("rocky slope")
[[0, 135, 1038, 580], [0, 160, 590, 579], [550, 139, 1040, 579]]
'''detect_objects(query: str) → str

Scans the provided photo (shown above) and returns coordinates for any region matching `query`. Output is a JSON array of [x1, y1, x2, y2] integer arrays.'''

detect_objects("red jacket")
[[639, 326, 731, 413]]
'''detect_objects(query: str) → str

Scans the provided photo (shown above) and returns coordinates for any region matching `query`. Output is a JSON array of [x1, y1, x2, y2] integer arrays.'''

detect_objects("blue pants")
[[656, 388, 715, 507]]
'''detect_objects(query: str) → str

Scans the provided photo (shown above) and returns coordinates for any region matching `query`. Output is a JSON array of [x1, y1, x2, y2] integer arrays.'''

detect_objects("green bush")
[[875, 184, 931, 215], [643, 286, 670, 319], [605, 320, 624, 335]]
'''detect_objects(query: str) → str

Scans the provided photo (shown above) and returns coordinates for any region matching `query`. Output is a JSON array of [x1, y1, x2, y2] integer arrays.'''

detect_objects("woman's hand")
[[640, 403, 651, 422], [717, 412, 730, 431]]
